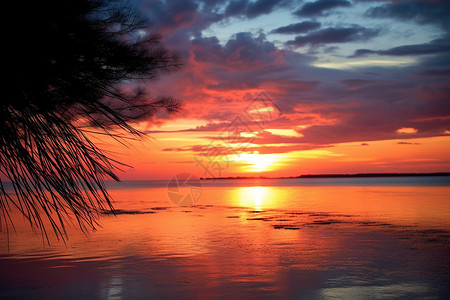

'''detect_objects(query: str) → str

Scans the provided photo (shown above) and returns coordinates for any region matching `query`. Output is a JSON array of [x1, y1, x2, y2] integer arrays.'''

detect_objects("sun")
[[237, 153, 278, 172]]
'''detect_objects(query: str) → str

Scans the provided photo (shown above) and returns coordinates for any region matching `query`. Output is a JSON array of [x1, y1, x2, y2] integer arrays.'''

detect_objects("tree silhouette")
[[1, 0, 182, 242]]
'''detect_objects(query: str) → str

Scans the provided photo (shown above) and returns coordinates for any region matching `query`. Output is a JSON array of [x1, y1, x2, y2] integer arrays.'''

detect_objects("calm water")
[[1, 177, 450, 299]]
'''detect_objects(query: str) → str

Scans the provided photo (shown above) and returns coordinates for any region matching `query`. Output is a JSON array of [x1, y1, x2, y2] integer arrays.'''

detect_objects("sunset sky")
[[108, 0, 450, 180]]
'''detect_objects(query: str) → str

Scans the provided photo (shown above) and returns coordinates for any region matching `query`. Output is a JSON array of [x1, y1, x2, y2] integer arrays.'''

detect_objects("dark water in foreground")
[[1, 177, 450, 299]]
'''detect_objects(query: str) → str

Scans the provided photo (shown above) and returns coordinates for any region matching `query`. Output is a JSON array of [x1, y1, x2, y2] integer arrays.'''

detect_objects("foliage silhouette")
[[1, 0, 182, 243]]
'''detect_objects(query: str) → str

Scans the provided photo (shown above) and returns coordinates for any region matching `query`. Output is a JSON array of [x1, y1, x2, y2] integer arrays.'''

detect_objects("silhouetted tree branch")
[[1, 0, 182, 243]]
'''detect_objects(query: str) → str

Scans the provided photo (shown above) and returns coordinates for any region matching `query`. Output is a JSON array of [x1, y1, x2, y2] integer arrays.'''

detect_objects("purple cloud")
[[271, 21, 321, 34], [286, 26, 380, 47], [132, 0, 450, 151], [351, 36, 450, 57], [365, 0, 450, 30], [246, 0, 280, 18], [294, 0, 351, 17]]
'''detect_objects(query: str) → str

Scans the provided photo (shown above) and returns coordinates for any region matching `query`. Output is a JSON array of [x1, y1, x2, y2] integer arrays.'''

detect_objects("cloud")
[[416, 53, 450, 75], [146, 121, 230, 134], [141, 0, 199, 30], [224, 0, 248, 17], [396, 127, 418, 134], [192, 32, 285, 71], [133, 0, 450, 150], [365, 0, 450, 30], [271, 21, 321, 34], [163, 144, 235, 156], [162, 142, 326, 156], [397, 142, 421, 145], [222, 32, 280, 70], [294, 0, 351, 17], [339, 79, 385, 88], [246, 0, 281, 18], [419, 69, 450, 78], [278, 78, 450, 146], [351, 36, 450, 57], [223, 0, 293, 19], [286, 26, 380, 47]]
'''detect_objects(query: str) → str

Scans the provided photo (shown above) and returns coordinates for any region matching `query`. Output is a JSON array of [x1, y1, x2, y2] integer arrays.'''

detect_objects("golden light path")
[[236, 186, 278, 211]]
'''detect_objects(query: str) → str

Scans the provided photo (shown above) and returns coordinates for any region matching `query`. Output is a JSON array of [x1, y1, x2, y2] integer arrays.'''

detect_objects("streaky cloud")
[[286, 26, 380, 47], [350, 36, 450, 57], [224, 0, 294, 19], [271, 21, 321, 34], [294, 0, 351, 17]]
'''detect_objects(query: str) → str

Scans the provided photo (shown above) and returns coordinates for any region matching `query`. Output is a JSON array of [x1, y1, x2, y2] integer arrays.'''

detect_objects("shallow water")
[[1, 177, 450, 299]]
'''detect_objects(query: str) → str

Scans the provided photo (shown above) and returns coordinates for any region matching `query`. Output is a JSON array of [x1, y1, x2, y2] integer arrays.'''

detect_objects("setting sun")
[[236, 153, 279, 172]]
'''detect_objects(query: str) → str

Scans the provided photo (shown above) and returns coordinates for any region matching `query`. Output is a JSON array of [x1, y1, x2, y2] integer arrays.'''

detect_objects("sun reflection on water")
[[236, 186, 276, 210]]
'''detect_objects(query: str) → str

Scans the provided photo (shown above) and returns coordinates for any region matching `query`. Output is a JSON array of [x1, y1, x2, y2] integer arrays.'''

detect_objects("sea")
[[1, 176, 450, 299]]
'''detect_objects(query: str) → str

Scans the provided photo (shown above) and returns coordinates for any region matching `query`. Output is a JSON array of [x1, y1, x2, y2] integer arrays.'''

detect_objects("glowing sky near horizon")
[[111, 0, 450, 180]]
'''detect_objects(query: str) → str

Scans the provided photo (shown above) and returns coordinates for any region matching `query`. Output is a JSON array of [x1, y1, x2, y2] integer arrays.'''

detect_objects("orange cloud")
[[396, 127, 418, 134]]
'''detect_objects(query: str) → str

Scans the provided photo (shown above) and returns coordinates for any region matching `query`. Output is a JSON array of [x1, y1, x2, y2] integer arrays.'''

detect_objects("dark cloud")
[[197, 0, 226, 11], [246, 0, 280, 18], [418, 69, 450, 78], [271, 21, 321, 34], [398, 142, 421, 145], [223, 0, 293, 19], [365, 1, 450, 30], [191, 36, 224, 63], [224, 32, 278, 69], [190, 32, 313, 82], [294, 0, 351, 17], [192, 32, 281, 70], [286, 26, 380, 47], [224, 0, 248, 17], [412, 53, 450, 79], [418, 53, 450, 69], [140, 0, 199, 29], [340, 79, 384, 87], [351, 36, 450, 57]]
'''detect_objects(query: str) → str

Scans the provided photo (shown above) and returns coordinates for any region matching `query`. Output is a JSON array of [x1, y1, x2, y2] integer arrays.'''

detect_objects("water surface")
[[1, 177, 449, 299]]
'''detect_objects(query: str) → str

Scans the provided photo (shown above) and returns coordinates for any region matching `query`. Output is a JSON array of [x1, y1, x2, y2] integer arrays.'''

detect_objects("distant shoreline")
[[200, 172, 450, 180]]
